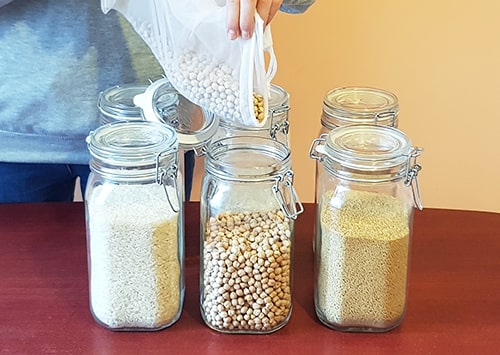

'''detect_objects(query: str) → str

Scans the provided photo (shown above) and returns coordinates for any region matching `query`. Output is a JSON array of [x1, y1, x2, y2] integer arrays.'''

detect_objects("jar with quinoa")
[[85, 121, 184, 331], [200, 136, 303, 334], [309, 124, 423, 332]]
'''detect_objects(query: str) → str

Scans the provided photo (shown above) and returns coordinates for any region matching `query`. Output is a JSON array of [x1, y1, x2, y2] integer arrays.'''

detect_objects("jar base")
[[316, 315, 403, 333]]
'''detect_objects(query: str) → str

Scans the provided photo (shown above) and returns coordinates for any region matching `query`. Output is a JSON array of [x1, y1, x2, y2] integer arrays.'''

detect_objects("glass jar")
[[309, 124, 423, 332], [98, 84, 149, 124], [200, 136, 303, 334], [320, 86, 399, 134], [85, 121, 184, 331], [212, 84, 290, 145]]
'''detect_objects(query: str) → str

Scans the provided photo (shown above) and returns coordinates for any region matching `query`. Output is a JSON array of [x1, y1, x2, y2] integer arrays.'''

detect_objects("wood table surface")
[[1, 202, 499, 355]]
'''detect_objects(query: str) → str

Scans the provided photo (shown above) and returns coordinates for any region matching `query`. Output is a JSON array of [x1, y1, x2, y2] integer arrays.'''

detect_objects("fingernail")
[[227, 30, 237, 40], [242, 31, 251, 40]]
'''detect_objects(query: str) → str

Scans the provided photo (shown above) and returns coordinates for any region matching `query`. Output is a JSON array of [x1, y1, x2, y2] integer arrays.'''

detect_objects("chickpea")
[[253, 93, 265, 122], [202, 209, 292, 332]]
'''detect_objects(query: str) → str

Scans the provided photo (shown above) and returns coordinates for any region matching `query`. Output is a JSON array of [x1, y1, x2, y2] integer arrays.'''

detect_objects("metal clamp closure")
[[269, 120, 290, 143], [155, 152, 180, 213], [268, 104, 290, 138], [404, 147, 424, 210], [374, 111, 397, 127], [308, 134, 328, 161], [272, 170, 304, 219]]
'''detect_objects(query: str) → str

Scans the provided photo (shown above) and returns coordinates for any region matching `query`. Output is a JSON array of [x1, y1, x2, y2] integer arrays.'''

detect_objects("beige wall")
[[192, 0, 500, 213]]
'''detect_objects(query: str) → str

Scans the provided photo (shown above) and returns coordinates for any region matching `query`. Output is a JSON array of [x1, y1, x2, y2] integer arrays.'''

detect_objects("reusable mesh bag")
[[101, 0, 277, 127]]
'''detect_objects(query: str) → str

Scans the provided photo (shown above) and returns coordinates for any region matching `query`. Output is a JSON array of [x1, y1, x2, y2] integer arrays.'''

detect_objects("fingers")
[[239, 0, 258, 40], [266, 0, 283, 26], [227, 0, 257, 40], [255, 0, 272, 27], [226, 0, 283, 40], [226, 0, 242, 40]]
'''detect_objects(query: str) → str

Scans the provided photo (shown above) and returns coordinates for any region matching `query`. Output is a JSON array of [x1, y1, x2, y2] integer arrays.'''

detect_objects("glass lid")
[[87, 121, 178, 166], [322, 86, 399, 125], [269, 84, 289, 110], [134, 78, 219, 149], [325, 124, 411, 171], [98, 84, 149, 120]]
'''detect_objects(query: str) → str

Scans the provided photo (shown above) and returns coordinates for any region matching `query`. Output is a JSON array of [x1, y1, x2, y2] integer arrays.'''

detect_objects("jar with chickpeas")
[[309, 124, 423, 332], [200, 136, 303, 334], [212, 84, 291, 145]]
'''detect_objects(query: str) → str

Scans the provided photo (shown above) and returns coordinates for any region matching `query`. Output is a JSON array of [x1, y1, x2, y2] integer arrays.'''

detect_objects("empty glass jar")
[[309, 124, 423, 332], [200, 136, 303, 334], [320, 86, 399, 134], [85, 121, 184, 331]]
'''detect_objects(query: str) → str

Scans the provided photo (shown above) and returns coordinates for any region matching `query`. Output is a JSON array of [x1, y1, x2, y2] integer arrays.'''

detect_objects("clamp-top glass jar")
[[321, 86, 399, 133], [98, 83, 150, 124], [85, 121, 184, 331], [309, 125, 423, 332], [212, 84, 291, 145], [200, 136, 303, 334]]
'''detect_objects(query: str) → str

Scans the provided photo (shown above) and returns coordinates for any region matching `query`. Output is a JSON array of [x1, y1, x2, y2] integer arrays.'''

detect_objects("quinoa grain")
[[316, 189, 410, 330]]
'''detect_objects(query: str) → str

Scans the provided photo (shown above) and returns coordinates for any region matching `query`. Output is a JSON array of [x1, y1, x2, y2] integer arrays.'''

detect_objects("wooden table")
[[1, 202, 499, 354]]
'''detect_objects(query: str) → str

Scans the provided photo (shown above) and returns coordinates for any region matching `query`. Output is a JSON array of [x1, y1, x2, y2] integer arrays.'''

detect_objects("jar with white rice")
[[309, 124, 423, 332], [200, 136, 303, 334], [85, 121, 184, 331]]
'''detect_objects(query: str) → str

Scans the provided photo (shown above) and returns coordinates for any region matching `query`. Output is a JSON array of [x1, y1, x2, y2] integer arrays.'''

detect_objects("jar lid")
[[134, 78, 219, 149], [269, 84, 289, 111], [218, 83, 290, 130], [322, 86, 399, 129], [87, 121, 178, 167], [98, 84, 149, 120], [325, 124, 411, 172]]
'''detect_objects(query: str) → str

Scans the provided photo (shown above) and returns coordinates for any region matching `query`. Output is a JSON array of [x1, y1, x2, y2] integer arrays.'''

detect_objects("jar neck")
[[90, 151, 178, 184], [321, 156, 407, 184], [87, 121, 179, 183], [205, 136, 291, 182], [204, 136, 303, 219], [219, 109, 289, 132], [321, 110, 399, 130], [318, 147, 424, 210]]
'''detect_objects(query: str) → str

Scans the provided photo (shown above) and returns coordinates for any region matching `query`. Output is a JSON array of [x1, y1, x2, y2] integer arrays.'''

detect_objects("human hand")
[[226, 0, 283, 40]]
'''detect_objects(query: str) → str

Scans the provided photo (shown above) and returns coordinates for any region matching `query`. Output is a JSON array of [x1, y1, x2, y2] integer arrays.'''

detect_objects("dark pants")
[[0, 151, 195, 203]]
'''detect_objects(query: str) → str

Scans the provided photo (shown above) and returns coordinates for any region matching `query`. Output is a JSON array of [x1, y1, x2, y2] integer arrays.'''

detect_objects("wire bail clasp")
[[309, 134, 328, 161], [374, 111, 397, 127], [404, 147, 424, 210], [269, 104, 290, 145], [272, 170, 304, 219], [155, 151, 180, 213]]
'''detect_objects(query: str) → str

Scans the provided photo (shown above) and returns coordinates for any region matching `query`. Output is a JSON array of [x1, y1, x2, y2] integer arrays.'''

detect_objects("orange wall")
[[192, 0, 500, 213]]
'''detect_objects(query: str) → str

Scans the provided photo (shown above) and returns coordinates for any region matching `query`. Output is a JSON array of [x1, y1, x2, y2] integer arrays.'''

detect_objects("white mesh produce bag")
[[101, 0, 277, 127]]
